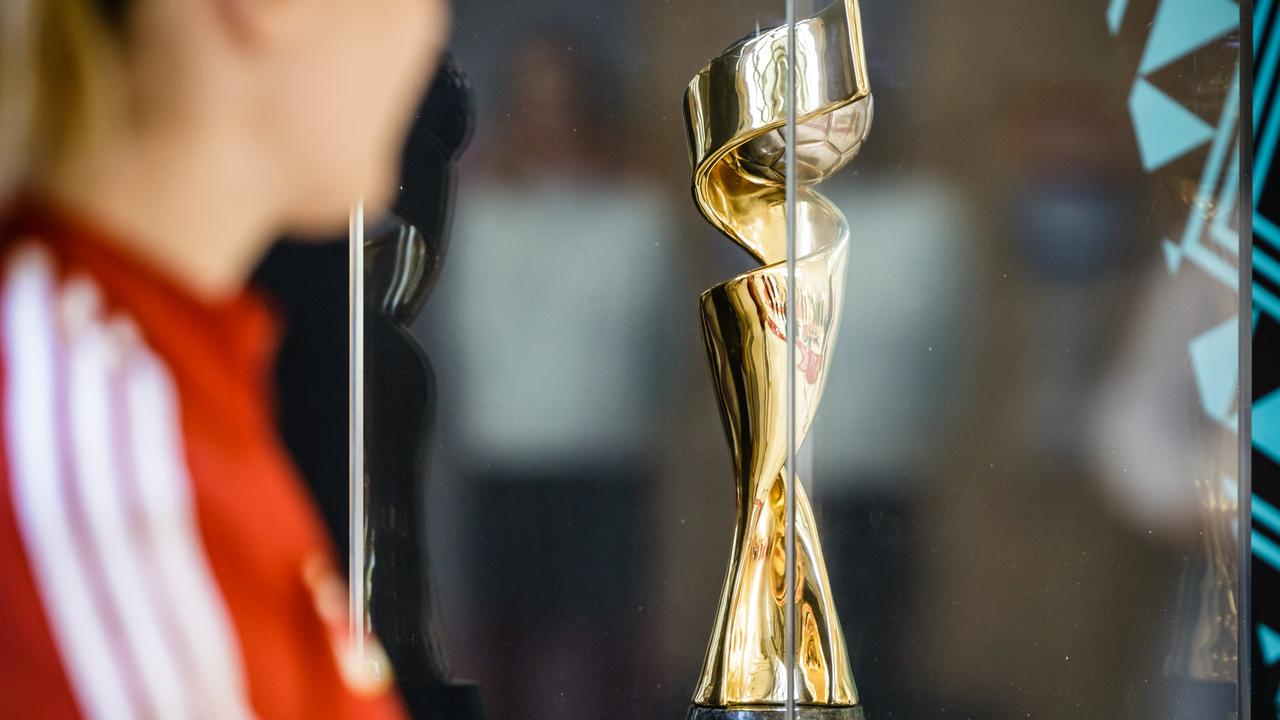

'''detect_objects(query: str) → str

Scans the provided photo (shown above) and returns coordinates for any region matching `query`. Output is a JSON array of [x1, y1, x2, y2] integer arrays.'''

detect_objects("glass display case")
[[343, 1, 1246, 717]]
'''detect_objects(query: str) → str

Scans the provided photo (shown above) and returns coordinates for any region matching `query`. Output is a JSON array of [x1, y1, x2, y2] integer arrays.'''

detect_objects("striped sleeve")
[[1, 244, 257, 720]]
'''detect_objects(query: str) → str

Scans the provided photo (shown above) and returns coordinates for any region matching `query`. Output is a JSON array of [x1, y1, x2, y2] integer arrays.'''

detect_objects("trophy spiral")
[[683, 2, 871, 717]]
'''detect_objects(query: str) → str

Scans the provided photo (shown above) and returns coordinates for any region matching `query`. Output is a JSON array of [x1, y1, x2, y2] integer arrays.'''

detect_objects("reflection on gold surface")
[[1186, 474, 1239, 682], [684, 0, 871, 710]]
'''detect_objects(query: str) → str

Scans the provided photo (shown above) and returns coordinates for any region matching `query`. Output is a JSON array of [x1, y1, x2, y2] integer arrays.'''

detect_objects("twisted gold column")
[[683, 1, 872, 716]]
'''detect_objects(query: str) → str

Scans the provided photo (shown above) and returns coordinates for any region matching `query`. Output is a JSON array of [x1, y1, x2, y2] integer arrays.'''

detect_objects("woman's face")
[[259, 0, 450, 233]]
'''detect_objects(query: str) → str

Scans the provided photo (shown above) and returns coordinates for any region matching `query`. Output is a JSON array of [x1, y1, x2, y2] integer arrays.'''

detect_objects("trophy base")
[[687, 705, 865, 720]]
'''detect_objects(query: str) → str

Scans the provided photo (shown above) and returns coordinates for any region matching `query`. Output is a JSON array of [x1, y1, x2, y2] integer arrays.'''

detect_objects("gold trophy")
[[683, 1, 871, 717]]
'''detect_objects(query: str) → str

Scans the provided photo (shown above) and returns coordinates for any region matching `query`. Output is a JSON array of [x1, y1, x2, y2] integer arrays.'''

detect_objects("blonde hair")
[[0, 0, 124, 206]]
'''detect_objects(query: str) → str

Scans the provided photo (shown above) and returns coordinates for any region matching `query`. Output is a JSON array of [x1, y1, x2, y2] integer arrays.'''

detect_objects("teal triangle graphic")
[[1255, 391, 1280, 463], [1188, 317, 1237, 424], [1139, 0, 1238, 75], [1162, 238, 1182, 273], [1260, 625, 1280, 665], [1129, 79, 1214, 170], [1107, 0, 1129, 35]]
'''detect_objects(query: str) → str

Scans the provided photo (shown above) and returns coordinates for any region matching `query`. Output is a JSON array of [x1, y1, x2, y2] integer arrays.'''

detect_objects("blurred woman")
[[0, 0, 448, 717]]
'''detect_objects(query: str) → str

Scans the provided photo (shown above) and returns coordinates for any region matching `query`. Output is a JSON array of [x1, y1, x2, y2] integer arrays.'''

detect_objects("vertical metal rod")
[[348, 199, 366, 664], [783, 0, 798, 718], [1239, 2, 1255, 715]]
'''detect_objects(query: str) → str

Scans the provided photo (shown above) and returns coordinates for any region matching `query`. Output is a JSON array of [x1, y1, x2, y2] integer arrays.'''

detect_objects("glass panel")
[[349, 2, 1245, 719], [789, 2, 1242, 719], [354, 3, 814, 719]]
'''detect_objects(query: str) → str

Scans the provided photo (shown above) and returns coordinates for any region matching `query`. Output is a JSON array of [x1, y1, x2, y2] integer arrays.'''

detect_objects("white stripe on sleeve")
[[61, 277, 190, 719], [3, 246, 135, 720], [123, 342, 256, 720]]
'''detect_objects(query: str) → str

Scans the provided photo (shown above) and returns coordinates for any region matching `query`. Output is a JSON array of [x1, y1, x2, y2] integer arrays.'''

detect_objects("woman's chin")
[[285, 179, 397, 240]]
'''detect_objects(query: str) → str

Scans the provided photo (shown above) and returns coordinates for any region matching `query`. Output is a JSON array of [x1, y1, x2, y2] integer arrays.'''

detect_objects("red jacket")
[[0, 205, 405, 720]]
